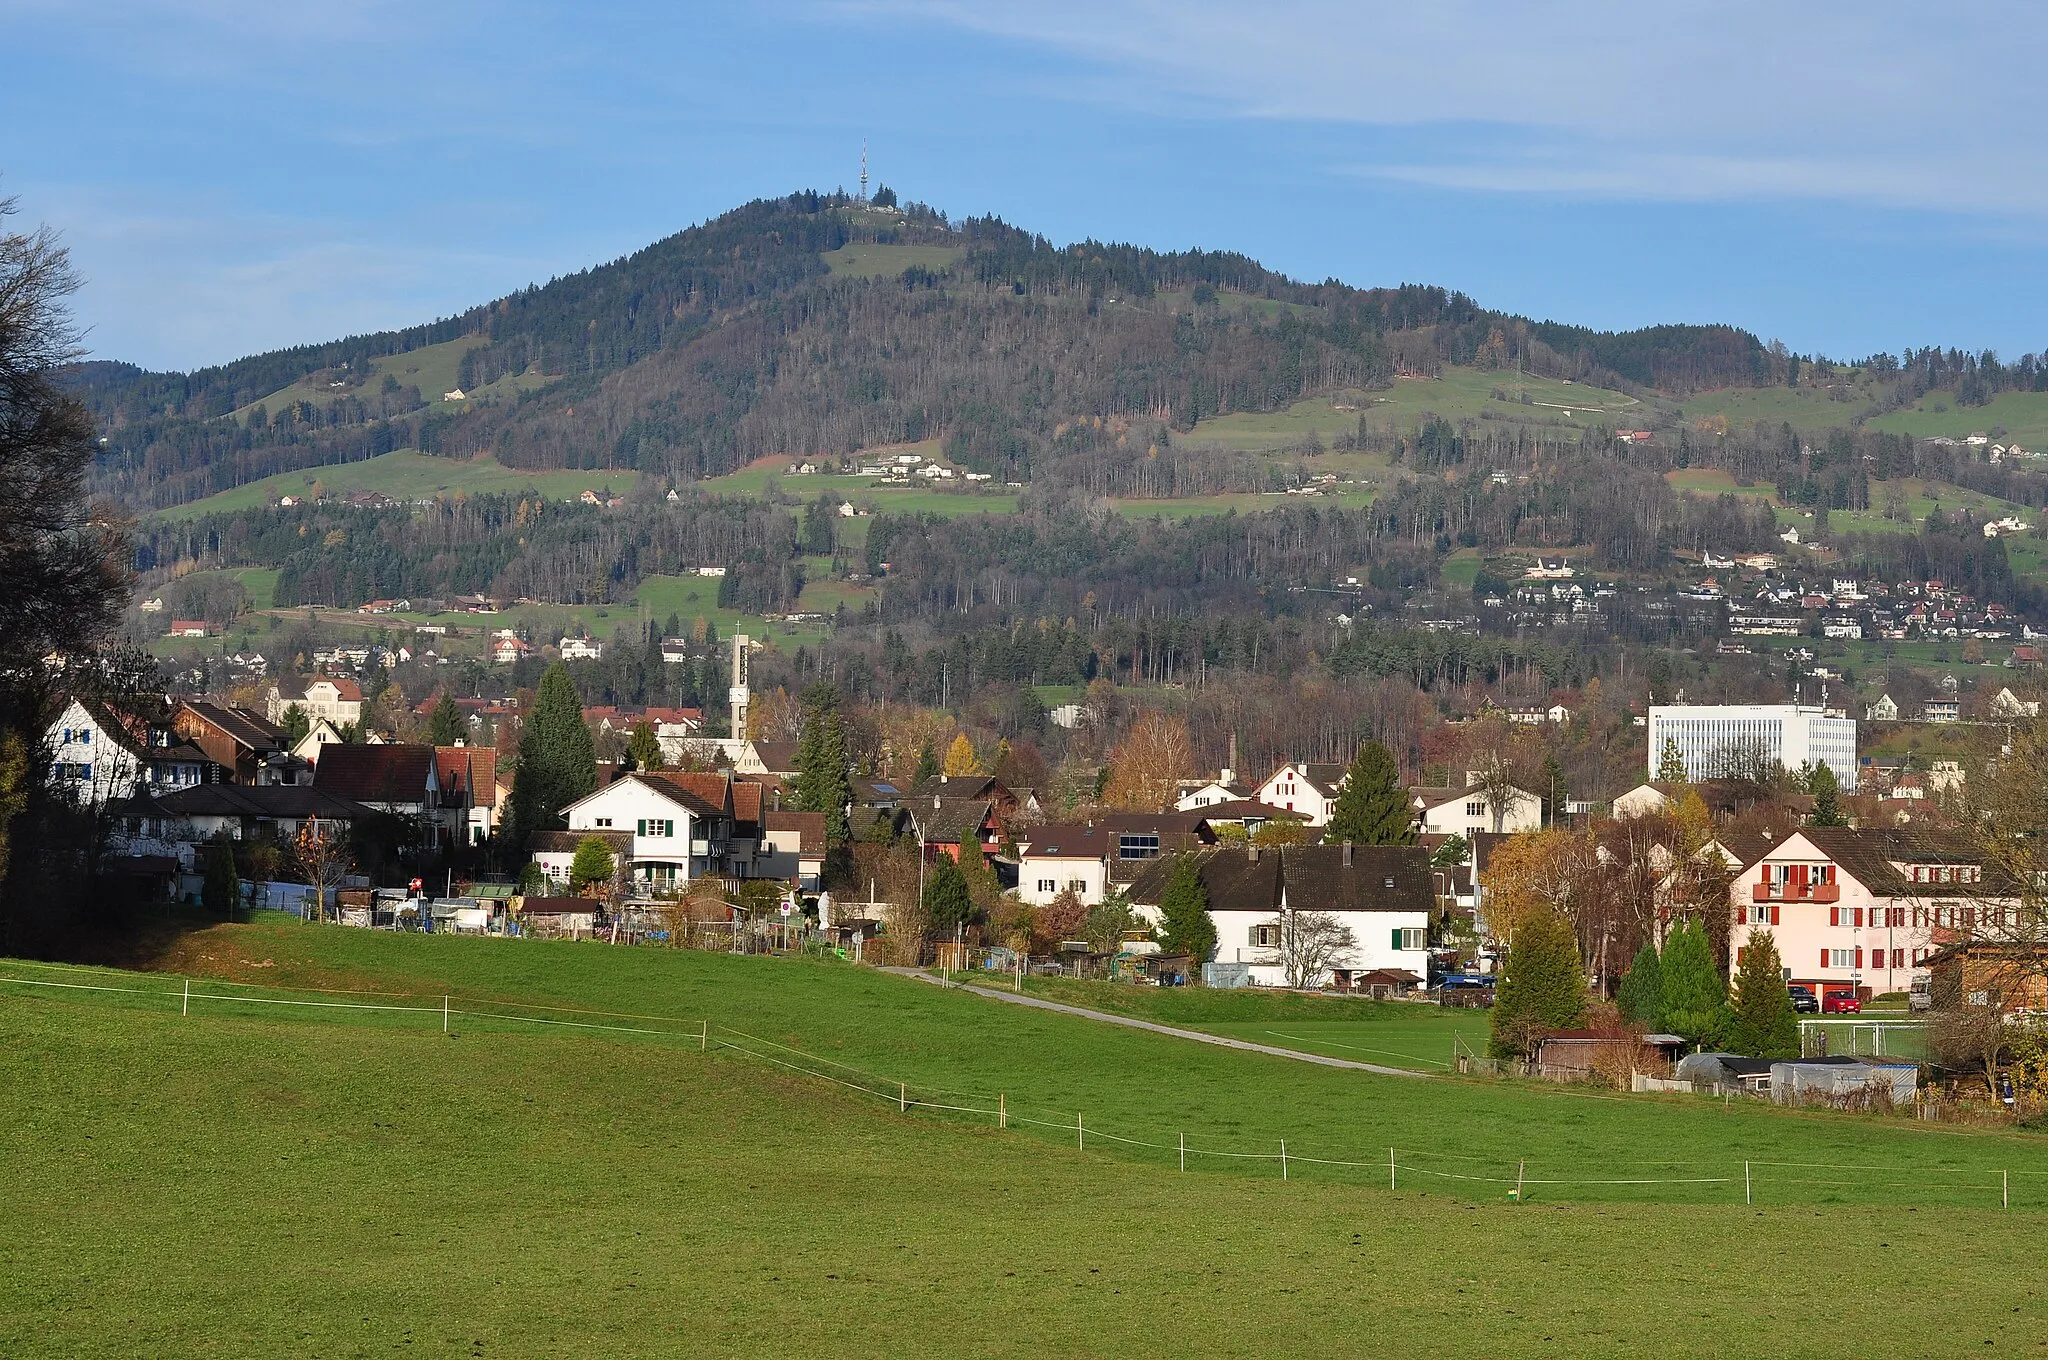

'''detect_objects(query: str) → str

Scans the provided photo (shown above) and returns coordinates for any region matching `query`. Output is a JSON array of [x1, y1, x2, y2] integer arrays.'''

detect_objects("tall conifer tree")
[[507, 663, 597, 849], [1324, 742, 1416, 845]]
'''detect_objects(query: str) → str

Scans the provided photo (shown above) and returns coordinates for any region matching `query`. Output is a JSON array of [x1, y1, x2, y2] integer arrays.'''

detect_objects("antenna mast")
[[859, 139, 869, 202]]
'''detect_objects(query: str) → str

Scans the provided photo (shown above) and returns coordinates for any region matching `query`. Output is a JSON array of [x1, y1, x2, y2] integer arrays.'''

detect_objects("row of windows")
[[1249, 924, 1428, 950], [56, 728, 94, 746], [1034, 879, 1090, 895], [637, 818, 674, 838], [1817, 947, 1922, 970]]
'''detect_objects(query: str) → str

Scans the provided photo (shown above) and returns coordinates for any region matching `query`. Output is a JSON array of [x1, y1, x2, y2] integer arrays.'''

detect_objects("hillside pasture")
[[153, 450, 633, 521], [821, 242, 966, 278], [229, 334, 488, 423]]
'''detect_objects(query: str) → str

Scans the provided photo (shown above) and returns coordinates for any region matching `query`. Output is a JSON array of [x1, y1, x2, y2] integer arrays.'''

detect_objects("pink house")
[[1729, 827, 2018, 1005]]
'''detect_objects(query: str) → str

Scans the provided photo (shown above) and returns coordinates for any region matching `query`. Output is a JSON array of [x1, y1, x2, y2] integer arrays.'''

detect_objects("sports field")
[[2, 921, 2043, 1357]]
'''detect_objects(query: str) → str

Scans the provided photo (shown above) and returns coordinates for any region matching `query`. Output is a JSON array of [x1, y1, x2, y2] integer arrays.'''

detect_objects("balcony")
[[1753, 881, 1840, 903]]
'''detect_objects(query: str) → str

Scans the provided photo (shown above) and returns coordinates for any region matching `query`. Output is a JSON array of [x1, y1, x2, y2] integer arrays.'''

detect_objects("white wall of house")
[[45, 698, 142, 801], [1019, 854, 1108, 906], [1418, 786, 1541, 838], [1727, 831, 2004, 999], [1208, 905, 1432, 988], [1255, 763, 1339, 826], [561, 779, 712, 887]]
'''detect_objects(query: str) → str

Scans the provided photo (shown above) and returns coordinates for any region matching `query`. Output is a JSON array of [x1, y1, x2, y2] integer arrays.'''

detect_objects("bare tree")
[[293, 816, 355, 922], [1272, 909, 1359, 990]]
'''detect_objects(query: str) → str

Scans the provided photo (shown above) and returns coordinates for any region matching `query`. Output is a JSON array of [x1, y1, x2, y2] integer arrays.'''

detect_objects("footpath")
[[886, 968, 1428, 1079]]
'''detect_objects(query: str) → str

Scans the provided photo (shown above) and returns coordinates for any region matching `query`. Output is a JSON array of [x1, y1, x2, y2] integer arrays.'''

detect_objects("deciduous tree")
[[942, 732, 980, 777], [1100, 711, 1191, 813]]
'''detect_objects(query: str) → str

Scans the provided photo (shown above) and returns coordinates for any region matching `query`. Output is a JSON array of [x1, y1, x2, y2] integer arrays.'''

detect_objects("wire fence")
[[2, 960, 2038, 1209]]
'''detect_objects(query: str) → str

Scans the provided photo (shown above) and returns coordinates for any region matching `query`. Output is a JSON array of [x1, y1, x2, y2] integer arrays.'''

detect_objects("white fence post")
[[181, 977, 189, 1017], [442, 994, 449, 1034], [1280, 1140, 1288, 1181], [1179, 1131, 1185, 1172], [1745, 1161, 1752, 1205], [1388, 1147, 1395, 1191], [1077, 1113, 1084, 1151]]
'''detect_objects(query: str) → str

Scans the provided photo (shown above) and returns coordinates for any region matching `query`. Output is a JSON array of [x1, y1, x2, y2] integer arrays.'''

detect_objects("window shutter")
[[1854, 949, 1863, 969], [1392, 928, 1404, 950], [1820, 948, 1829, 969], [1770, 904, 1780, 926], [1853, 908, 1863, 929], [1829, 906, 1839, 927]]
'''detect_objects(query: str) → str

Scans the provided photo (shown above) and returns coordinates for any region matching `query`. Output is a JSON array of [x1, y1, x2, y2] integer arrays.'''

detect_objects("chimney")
[[1248, 843, 1260, 863], [1342, 840, 1352, 867]]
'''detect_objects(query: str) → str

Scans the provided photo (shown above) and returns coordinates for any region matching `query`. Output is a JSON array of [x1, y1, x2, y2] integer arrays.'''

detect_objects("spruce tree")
[[1725, 929, 1800, 1058], [1657, 737, 1688, 783], [1615, 939, 1664, 1028], [507, 663, 597, 850], [426, 693, 466, 747], [1324, 741, 1417, 845], [1658, 919, 1729, 1047], [1488, 910, 1586, 1058], [911, 740, 939, 788], [202, 834, 240, 920], [922, 856, 973, 932], [1155, 854, 1217, 965], [1808, 763, 1845, 826], [626, 721, 664, 772], [568, 835, 616, 893]]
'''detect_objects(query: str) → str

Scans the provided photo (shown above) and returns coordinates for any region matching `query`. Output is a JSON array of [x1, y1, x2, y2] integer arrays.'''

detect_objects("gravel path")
[[885, 968, 1428, 1079]]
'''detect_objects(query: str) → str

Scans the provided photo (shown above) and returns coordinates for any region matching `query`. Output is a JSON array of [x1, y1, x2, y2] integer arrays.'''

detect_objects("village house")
[[534, 771, 738, 892], [1254, 761, 1348, 826], [43, 695, 215, 802], [1412, 777, 1543, 838], [265, 677, 364, 729], [1728, 827, 2021, 1006], [174, 701, 301, 785], [1124, 843, 1435, 990], [313, 743, 444, 846]]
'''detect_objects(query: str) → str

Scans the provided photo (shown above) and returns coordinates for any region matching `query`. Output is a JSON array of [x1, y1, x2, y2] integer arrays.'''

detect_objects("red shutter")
[[1855, 948, 1863, 968], [1830, 906, 1839, 927], [1820, 948, 1829, 969], [1854, 907, 1864, 928], [1770, 904, 1780, 926]]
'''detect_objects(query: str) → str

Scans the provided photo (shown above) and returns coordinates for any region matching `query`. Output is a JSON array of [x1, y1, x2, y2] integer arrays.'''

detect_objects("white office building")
[[1647, 704, 1856, 785]]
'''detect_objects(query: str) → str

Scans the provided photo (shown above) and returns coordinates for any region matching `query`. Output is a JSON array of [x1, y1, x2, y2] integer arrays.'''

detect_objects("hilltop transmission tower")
[[859, 139, 869, 202]]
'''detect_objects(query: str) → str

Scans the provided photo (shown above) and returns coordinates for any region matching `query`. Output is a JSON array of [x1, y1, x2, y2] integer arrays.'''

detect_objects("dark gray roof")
[[529, 829, 633, 854], [1124, 843, 1432, 914], [156, 784, 372, 820], [1795, 826, 2020, 897]]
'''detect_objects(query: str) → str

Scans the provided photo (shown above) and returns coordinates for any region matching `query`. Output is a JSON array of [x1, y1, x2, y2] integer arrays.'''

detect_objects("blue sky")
[[6, 0, 2044, 372]]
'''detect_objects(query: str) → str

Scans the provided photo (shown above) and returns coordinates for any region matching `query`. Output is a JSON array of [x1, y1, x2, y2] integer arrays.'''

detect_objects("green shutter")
[[1392, 927, 1404, 950], [636, 818, 646, 835]]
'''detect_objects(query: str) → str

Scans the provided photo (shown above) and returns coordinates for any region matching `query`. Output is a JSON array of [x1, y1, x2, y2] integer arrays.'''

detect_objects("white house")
[[559, 636, 604, 661], [44, 696, 212, 803], [1254, 761, 1348, 826], [265, 677, 364, 728], [1728, 827, 2018, 1004], [1176, 772, 1250, 812], [1014, 823, 1114, 906], [1413, 779, 1543, 837], [538, 772, 735, 892], [1125, 844, 1434, 990]]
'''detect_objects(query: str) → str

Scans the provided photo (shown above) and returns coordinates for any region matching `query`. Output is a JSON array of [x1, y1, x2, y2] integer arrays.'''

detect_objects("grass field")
[[230, 334, 491, 422], [3, 925, 2044, 1356], [1185, 370, 1640, 452], [154, 449, 632, 520], [821, 242, 966, 278]]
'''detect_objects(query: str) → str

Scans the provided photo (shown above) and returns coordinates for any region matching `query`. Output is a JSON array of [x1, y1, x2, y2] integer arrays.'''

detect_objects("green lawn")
[[821, 242, 967, 278], [153, 449, 633, 520], [1866, 389, 2048, 448], [230, 334, 491, 422], [4, 928, 2044, 1356], [1186, 371, 1640, 452]]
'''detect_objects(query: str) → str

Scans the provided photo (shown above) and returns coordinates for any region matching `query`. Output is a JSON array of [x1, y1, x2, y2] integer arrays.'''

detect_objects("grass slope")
[[24, 921, 2044, 1207], [154, 450, 634, 521], [12, 996, 2045, 1358]]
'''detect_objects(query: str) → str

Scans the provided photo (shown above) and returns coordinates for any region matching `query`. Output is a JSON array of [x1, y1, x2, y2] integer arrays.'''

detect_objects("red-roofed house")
[[435, 745, 500, 844], [314, 742, 442, 844]]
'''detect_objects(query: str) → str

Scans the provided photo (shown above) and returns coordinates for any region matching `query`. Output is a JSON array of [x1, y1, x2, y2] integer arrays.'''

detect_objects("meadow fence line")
[[2, 964, 2038, 1210]]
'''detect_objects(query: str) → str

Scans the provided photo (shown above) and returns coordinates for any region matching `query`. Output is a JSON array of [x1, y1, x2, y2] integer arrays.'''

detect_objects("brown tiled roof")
[[314, 743, 436, 803], [156, 784, 372, 820], [1016, 824, 1111, 859], [178, 700, 285, 753], [763, 810, 826, 855], [1281, 844, 1432, 913], [729, 779, 766, 829], [1124, 847, 1281, 913], [914, 798, 995, 846], [637, 771, 729, 818], [1186, 798, 1307, 823], [752, 741, 800, 773], [1790, 827, 2020, 897], [434, 746, 497, 806]]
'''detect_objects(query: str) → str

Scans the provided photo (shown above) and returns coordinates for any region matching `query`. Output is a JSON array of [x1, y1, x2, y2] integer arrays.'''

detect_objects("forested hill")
[[78, 190, 1777, 511]]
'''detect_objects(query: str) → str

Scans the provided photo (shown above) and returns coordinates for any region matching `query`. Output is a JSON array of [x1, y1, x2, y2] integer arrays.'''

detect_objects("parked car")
[[1909, 976, 1932, 1013], [1822, 991, 1862, 1014], [1787, 984, 1819, 1014]]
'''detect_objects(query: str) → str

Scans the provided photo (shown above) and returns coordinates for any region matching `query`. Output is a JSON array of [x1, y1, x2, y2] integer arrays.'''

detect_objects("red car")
[[1821, 992, 1862, 1014]]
